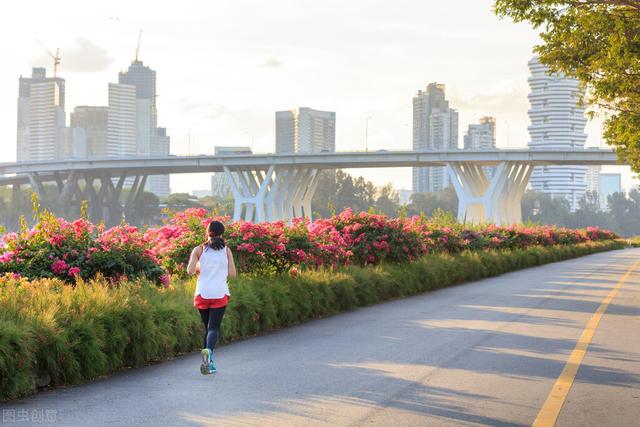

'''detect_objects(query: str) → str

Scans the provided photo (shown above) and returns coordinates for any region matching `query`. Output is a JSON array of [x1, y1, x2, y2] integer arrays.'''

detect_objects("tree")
[[521, 190, 572, 226], [494, 1, 640, 172], [374, 183, 400, 216], [607, 190, 640, 235], [406, 188, 458, 217], [165, 193, 203, 211]]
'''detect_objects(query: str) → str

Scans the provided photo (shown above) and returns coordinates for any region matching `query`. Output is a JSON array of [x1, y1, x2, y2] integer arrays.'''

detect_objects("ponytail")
[[205, 220, 226, 250], [207, 235, 226, 250]]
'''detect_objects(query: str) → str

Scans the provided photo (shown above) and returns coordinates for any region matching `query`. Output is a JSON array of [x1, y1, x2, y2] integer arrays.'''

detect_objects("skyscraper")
[[119, 60, 157, 156], [585, 165, 601, 194], [107, 82, 137, 158], [464, 116, 496, 150], [113, 59, 170, 197], [148, 127, 171, 198], [412, 83, 459, 193], [464, 116, 496, 178], [71, 106, 109, 157], [17, 67, 66, 161], [527, 56, 587, 211], [275, 107, 336, 153]]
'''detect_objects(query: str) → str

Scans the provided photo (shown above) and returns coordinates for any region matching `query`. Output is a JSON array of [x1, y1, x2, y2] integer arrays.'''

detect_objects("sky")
[[1, 0, 636, 193]]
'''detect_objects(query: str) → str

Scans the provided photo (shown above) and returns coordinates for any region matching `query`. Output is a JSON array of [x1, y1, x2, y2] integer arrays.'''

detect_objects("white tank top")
[[195, 245, 230, 299]]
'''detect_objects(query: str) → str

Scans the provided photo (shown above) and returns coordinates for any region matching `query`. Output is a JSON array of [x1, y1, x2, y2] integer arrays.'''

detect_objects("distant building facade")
[[71, 106, 109, 157], [412, 83, 459, 193], [464, 116, 496, 150], [599, 173, 622, 211], [463, 116, 496, 178], [16, 67, 66, 161], [527, 56, 588, 211], [585, 165, 601, 195], [109, 59, 171, 197], [107, 82, 137, 158], [275, 107, 336, 153], [211, 146, 253, 197]]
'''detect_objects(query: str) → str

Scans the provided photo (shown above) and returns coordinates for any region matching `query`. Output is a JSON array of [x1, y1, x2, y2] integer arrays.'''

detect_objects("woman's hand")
[[187, 245, 203, 276]]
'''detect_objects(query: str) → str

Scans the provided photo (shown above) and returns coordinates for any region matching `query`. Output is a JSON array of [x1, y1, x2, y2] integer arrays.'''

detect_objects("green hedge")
[[0, 240, 624, 400]]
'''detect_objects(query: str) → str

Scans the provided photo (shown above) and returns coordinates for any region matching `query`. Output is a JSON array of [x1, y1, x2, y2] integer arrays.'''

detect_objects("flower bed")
[[0, 207, 618, 283], [0, 239, 624, 400]]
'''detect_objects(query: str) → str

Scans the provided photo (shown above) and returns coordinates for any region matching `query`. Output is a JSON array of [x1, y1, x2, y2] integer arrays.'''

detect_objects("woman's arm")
[[226, 246, 237, 278], [186, 246, 203, 276]]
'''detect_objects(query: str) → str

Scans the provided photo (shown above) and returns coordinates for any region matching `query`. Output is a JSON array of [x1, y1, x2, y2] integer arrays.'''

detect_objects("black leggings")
[[198, 306, 226, 351]]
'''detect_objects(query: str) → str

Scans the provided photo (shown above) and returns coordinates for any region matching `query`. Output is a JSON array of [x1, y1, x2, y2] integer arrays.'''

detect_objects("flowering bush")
[[0, 211, 163, 284], [0, 206, 619, 283]]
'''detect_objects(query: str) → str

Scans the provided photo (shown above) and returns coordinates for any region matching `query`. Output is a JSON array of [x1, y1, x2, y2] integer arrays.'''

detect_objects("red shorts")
[[194, 294, 229, 309]]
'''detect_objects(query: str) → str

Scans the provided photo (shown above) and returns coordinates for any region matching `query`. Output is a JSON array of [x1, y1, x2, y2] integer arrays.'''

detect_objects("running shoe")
[[209, 352, 217, 374], [200, 348, 211, 375]]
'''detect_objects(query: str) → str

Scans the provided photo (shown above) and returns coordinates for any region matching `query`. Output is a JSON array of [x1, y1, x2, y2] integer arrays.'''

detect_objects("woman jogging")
[[187, 220, 236, 375]]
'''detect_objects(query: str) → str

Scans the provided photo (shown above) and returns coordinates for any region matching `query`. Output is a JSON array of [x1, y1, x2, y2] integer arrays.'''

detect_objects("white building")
[[211, 146, 253, 197], [148, 127, 171, 198], [464, 116, 496, 178], [527, 56, 588, 211], [585, 165, 601, 195], [117, 59, 171, 197], [107, 82, 137, 158], [17, 67, 66, 161], [412, 83, 459, 193], [70, 106, 109, 158], [275, 107, 335, 153], [464, 116, 496, 150]]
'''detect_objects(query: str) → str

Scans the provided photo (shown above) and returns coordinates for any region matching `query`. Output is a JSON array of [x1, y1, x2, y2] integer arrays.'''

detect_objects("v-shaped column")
[[447, 161, 533, 225]]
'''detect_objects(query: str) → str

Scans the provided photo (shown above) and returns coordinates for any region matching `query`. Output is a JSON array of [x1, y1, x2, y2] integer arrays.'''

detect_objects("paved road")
[[3, 248, 640, 426]]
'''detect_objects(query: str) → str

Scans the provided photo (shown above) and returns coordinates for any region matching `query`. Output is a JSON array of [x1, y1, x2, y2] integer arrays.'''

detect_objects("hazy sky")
[[1, 0, 635, 192]]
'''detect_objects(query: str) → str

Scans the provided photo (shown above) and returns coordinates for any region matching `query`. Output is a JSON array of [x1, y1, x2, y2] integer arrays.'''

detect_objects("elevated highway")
[[0, 149, 621, 225]]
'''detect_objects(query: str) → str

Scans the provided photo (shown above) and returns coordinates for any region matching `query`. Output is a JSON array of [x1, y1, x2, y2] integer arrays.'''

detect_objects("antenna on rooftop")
[[36, 39, 61, 77], [135, 30, 142, 62]]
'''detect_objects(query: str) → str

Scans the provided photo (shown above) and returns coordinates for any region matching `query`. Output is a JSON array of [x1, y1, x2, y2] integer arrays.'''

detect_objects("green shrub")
[[0, 240, 623, 400]]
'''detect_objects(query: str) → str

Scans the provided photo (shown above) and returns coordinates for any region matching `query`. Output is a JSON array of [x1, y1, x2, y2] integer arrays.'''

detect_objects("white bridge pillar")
[[224, 166, 320, 223], [447, 161, 533, 225]]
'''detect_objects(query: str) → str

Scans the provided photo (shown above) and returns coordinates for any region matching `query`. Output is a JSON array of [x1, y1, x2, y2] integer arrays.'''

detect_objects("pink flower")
[[51, 259, 69, 274], [68, 267, 81, 277], [160, 274, 171, 288]]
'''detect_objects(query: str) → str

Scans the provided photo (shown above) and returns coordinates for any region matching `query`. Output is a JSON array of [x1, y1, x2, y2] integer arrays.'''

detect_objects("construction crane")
[[135, 30, 142, 62], [36, 39, 61, 77]]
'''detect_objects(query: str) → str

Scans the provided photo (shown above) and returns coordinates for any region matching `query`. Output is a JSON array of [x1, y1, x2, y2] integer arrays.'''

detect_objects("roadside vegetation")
[[0, 203, 624, 400]]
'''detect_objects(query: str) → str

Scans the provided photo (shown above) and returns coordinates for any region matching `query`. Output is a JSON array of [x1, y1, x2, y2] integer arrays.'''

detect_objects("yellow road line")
[[532, 259, 640, 427]]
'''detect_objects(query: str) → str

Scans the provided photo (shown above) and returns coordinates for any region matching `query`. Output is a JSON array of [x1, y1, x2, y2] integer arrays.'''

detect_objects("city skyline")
[[1, 0, 635, 193]]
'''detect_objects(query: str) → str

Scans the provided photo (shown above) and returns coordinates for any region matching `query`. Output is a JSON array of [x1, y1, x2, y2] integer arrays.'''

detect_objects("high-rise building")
[[119, 60, 157, 155], [107, 82, 137, 158], [585, 164, 601, 194], [211, 146, 253, 197], [463, 116, 497, 178], [412, 83, 459, 193], [527, 56, 588, 211], [71, 106, 109, 157], [16, 67, 66, 161], [464, 116, 496, 150], [147, 127, 171, 198], [599, 173, 622, 211], [275, 107, 336, 153], [116, 59, 170, 196]]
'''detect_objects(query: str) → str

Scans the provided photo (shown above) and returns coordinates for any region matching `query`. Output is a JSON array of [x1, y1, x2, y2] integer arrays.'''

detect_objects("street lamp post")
[[365, 116, 372, 152]]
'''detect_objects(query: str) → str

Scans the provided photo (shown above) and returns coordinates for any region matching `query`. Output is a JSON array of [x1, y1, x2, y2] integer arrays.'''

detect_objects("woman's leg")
[[198, 308, 210, 349], [205, 306, 227, 351]]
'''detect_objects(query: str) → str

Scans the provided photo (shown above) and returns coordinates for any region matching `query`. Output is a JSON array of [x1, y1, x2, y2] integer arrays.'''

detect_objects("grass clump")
[[0, 240, 624, 400]]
